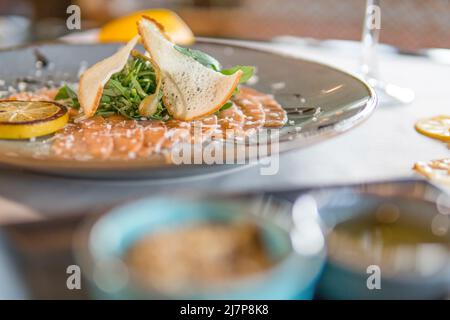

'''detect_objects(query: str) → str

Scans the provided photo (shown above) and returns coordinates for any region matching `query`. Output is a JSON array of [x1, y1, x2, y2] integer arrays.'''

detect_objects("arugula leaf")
[[55, 84, 80, 109], [55, 47, 253, 120], [221, 66, 254, 84], [174, 45, 222, 71], [96, 54, 168, 120]]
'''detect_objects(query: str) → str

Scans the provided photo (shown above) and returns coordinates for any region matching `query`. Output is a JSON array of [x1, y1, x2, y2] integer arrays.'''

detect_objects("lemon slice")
[[0, 100, 68, 139], [138, 17, 242, 121], [415, 115, 450, 142], [99, 9, 194, 45]]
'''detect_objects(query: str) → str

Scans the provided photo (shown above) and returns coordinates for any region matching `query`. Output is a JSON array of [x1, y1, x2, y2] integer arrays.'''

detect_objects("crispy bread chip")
[[78, 35, 140, 118], [138, 16, 242, 121]]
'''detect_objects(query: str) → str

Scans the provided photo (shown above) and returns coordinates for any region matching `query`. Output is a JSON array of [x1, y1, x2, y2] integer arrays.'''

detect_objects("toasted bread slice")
[[78, 35, 139, 118], [138, 16, 242, 121]]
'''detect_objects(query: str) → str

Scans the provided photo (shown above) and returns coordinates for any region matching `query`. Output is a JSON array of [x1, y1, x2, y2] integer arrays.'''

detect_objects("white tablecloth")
[[0, 37, 448, 219]]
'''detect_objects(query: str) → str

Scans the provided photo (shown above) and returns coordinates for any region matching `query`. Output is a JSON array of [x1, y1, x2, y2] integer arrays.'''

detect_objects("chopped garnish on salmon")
[[215, 103, 245, 140], [109, 120, 144, 160], [12, 86, 286, 161], [234, 97, 266, 134]]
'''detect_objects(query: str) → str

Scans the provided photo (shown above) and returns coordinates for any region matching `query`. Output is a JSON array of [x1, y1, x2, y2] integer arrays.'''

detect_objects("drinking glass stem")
[[360, 0, 415, 105], [361, 0, 380, 80]]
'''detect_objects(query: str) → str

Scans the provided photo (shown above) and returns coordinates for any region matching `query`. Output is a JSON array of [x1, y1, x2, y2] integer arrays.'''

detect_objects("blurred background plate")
[[0, 40, 376, 179]]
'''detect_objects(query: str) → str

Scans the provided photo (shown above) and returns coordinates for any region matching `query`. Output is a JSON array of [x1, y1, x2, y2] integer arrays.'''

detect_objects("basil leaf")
[[174, 45, 222, 71], [220, 66, 254, 84], [174, 45, 255, 86], [55, 84, 77, 100], [54, 87, 69, 100], [55, 84, 80, 109]]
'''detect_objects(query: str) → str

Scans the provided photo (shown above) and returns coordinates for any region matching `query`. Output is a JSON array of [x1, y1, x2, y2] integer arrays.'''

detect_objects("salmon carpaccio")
[[9, 87, 287, 161]]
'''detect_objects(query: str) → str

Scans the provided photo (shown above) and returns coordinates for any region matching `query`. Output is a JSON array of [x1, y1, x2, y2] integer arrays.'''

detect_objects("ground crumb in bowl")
[[126, 222, 274, 292]]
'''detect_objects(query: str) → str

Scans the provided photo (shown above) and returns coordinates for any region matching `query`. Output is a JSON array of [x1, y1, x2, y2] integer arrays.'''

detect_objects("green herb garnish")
[[55, 54, 167, 120], [221, 65, 255, 84], [55, 84, 80, 109], [96, 53, 166, 120], [55, 46, 254, 120], [174, 45, 222, 71], [174, 45, 255, 110], [215, 101, 233, 115], [174, 45, 254, 83]]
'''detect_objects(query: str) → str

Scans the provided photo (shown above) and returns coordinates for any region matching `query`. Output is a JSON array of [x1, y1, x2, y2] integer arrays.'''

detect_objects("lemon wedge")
[[0, 100, 68, 139], [99, 9, 194, 45], [413, 158, 450, 185], [415, 115, 450, 142]]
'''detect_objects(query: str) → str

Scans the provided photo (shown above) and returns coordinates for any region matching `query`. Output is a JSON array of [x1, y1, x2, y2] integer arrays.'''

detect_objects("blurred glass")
[[361, 0, 415, 106], [0, 16, 30, 48]]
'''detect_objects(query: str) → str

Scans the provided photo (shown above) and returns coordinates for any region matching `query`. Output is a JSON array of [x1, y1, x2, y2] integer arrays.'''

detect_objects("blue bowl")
[[78, 197, 326, 299]]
